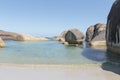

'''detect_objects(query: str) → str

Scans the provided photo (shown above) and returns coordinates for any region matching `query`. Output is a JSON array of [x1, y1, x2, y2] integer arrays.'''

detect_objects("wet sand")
[[0, 64, 119, 80]]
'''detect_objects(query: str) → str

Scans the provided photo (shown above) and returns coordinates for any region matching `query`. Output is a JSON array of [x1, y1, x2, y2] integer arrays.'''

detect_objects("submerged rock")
[[0, 30, 48, 41], [86, 23, 106, 46], [0, 37, 5, 48], [57, 29, 84, 45], [106, 0, 120, 54]]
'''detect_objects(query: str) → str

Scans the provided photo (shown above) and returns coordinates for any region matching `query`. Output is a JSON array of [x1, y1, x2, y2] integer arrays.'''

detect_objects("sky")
[[0, 0, 114, 37]]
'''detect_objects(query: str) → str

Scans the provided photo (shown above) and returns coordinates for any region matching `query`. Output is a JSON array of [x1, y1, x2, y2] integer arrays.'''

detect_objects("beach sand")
[[0, 64, 119, 80]]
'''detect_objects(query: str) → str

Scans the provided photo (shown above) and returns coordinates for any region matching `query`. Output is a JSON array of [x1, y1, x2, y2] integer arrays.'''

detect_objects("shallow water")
[[0, 40, 107, 65]]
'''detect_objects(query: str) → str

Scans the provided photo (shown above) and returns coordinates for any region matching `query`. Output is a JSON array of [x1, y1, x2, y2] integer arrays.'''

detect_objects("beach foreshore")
[[0, 63, 119, 80]]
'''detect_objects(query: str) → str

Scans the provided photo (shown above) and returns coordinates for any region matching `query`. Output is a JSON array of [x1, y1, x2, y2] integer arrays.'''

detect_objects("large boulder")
[[86, 23, 106, 46], [85, 26, 95, 42], [57, 29, 84, 45], [106, 0, 120, 54], [0, 37, 5, 48], [0, 30, 48, 41]]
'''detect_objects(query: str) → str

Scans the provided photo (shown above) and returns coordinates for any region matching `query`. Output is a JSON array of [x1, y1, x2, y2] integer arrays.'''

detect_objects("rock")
[[0, 30, 19, 40], [85, 26, 95, 42], [56, 31, 68, 41], [0, 37, 5, 48], [16, 34, 48, 41], [91, 30, 106, 42], [106, 0, 120, 54], [86, 23, 106, 46], [57, 29, 84, 45], [65, 29, 84, 44], [90, 41, 106, 47], [0, 30, 48, 41]]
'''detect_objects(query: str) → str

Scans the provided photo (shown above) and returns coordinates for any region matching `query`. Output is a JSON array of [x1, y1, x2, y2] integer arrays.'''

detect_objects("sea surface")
[[0, 40, 107, 65]]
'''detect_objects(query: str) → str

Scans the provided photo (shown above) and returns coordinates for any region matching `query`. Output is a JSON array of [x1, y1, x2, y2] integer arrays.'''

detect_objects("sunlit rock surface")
[[0, 30, 48, 41], [56, 29, 84, 45], [86, 23, 106, 46]]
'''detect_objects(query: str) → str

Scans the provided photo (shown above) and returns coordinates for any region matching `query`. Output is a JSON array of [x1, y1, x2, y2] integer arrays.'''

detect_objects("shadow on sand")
[[101, 51, 120, 75], [82, 43, 120, 75]]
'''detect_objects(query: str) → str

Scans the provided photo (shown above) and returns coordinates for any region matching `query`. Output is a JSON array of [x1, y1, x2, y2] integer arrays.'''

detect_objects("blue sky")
[[0, 0, 114, 37]]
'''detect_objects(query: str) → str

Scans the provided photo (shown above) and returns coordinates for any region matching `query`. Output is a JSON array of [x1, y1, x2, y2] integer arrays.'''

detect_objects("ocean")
[[0, 40, 107, 65]]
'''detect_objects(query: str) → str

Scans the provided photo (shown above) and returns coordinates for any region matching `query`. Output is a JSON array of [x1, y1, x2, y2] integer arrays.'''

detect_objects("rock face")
[[106, 0, 120, 54], [0, 30, 48, 41], [0, 30, 19, 40], [56, 30, 68, 41], [0, 37, 5, 48], [16, 34, 48, 41], [86, 23, 106, 46], [57, 29, 84, 45]]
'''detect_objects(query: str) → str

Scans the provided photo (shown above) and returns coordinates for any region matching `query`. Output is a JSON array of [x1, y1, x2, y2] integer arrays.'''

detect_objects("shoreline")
[[0, 63, 119, 80], [0, 63, 102, 69]]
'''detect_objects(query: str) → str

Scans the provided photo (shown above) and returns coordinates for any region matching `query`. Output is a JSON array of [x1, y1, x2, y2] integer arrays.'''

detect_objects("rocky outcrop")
[[106, 0, 120, 54], [57, 29, 84, 45], [86, 23, 106, 46], [0, 30, 19, 40], [0, 37, 5, 48], [16, 34, 48, 41], [0, 30, 48, 41]]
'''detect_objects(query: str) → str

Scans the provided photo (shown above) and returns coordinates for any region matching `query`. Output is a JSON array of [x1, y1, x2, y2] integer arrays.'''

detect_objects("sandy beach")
[[0, 64, 119, 80]]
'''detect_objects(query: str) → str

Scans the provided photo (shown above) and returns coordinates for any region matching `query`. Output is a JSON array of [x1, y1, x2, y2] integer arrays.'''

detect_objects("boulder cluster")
[[0, 30, 48, 48], [0, 24, 107, 48], [56, 23, 106, 47], [1, 0, 120, 55]]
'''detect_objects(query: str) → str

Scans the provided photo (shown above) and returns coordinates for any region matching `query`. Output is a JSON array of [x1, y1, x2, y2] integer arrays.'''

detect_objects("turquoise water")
[[0, 40, 107, 65]]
